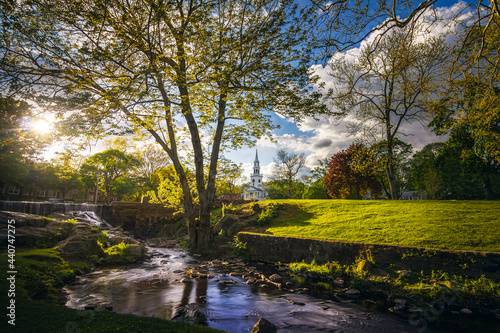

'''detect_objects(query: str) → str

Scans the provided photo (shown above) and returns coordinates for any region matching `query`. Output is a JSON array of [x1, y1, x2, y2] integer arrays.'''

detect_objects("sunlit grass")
[[247, 200, 500, 252]]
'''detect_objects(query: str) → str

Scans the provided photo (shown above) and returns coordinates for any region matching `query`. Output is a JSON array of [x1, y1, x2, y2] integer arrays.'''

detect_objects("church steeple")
[[246, 149, 267, 200], [253, 149, 260, 174]]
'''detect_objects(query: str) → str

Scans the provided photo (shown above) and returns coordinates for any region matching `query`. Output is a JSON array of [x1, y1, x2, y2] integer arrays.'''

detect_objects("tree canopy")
[[327, 20, 449, 199], [323, 143, 381, 199], [1, 0, 326, 249]]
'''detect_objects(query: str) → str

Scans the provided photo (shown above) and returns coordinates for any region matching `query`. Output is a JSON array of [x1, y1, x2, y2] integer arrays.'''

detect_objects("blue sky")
[[234, 0, 474, 181]]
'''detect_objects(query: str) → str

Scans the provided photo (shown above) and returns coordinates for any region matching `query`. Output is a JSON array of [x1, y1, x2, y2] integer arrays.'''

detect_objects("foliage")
[[432, 4, 500, 166], [0, 96, 51, 185], [266, 179, 306, 199], [327, 20, 449, 199], [253, 199, 500, 252], [289, 260, 342, 277], [0, 248, 88, 303], [229, 236, 248, 257], [97, 231, 109, 248], [407, 140, 500, 200], [288, 259, 500, 311], [303, 0, 440, 60], [215, 158, 244, 197], [301, 159, 330, 199], [257, 204, 279, 226], [271, 148, 306, 199], [370, 139, 413, 198], [1, 0, 327, 250], [323, 143, 382, 199], [80, 149, 140, 204]]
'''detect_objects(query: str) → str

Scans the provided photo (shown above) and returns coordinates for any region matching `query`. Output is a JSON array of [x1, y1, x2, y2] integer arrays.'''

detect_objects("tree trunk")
[[386, 130, 398, 200]]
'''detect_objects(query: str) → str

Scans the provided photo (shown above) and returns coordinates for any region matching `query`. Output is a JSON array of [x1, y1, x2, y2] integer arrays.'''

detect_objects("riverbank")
[[0, 247, 223, 332]]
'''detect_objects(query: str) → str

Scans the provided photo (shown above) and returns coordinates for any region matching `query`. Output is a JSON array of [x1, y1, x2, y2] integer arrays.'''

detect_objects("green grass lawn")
[[250, 200, 500, 252]]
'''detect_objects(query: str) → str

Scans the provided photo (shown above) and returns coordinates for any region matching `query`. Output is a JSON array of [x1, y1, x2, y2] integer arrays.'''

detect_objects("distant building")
[[217, 194, 240, 201], [243, 150, 268, 201], [401, 190, 426, 200]]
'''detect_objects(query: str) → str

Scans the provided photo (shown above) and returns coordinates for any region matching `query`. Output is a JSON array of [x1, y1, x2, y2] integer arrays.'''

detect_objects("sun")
[[31, 118, 53, 134]]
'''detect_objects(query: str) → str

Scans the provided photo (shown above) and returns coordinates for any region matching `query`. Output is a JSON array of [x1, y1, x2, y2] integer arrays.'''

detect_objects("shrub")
[[229, 236, 248, 257], [257, 205, 278, 225]]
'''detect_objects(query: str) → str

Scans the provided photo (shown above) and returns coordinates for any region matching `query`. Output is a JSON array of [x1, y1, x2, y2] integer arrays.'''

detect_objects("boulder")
[[57, 235, 105, 259], [251, 318, 277, 333], [269, 274, 283, 283], [213, 214, 240, 237]]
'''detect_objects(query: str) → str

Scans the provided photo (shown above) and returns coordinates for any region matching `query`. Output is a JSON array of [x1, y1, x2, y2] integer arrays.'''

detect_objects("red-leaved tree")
[[323, 144, 382, 199]]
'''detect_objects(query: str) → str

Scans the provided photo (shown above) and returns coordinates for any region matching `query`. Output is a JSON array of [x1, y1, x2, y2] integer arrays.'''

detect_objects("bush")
[[257, 205, 279, 225], [229, 236, 248, 257]]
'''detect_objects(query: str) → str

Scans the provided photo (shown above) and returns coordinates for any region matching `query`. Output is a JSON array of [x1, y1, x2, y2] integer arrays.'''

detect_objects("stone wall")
[[237, 232, 500, 279], [102, 202, 178, 237]]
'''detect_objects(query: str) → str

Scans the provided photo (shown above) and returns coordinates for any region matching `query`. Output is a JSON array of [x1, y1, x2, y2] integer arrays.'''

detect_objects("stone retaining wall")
[[237, 232, 500, 279], [102, 202, 178, 237]]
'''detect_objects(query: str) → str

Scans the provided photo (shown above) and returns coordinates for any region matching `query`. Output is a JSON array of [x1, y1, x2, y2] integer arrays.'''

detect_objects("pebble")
[[460, 308, 473, 315]]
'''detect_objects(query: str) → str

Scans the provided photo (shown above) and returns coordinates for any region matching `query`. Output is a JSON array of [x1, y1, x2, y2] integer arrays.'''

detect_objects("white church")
[[243, 150, 268, 201]]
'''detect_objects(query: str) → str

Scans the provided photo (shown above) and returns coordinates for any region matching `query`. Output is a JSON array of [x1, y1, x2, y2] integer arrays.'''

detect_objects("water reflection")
[[65, 247, 449, 332]]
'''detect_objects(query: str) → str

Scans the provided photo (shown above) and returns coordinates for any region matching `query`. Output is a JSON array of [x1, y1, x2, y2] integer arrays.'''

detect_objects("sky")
[[234, 0, 472, 182], [37, 0, 473, 184]]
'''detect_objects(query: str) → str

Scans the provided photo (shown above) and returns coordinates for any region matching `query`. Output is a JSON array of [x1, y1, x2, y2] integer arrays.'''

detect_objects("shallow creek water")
[[65, 247, 492, 333]]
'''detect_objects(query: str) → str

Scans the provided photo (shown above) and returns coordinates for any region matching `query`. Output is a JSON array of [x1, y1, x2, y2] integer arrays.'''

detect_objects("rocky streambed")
[[64, 245, 493, 333]]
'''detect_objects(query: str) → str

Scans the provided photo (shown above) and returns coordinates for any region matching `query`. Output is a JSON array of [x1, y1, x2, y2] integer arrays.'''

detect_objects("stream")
[[64, 246, 477, 333]]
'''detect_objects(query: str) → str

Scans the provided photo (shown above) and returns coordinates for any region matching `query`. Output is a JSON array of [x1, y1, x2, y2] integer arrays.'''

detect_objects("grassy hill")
[[247, 200, 500, 252]]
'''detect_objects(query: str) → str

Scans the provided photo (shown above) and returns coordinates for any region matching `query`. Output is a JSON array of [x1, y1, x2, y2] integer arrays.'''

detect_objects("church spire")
[[254, 149, 259, 162]]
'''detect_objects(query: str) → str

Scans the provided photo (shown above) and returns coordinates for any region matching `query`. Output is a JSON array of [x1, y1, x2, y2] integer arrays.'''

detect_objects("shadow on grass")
[[266, 204, 315, 228]]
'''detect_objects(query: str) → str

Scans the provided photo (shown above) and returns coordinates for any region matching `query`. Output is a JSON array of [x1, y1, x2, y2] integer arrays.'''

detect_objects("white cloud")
[[236, 3, 470, 179]]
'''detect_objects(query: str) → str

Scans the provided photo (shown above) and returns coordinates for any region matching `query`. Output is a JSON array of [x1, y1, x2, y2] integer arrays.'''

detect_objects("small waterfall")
[[0, 200, 104, 217], [65, 210, 114, 230]]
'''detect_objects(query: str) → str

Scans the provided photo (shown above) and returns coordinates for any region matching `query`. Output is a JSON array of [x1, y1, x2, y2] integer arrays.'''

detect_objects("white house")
[[244, 150, 268, 201]]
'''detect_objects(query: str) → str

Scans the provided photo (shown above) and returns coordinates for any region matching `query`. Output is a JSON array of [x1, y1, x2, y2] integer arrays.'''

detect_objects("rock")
[[397, 270, 412, 277], [269, 274, 283, 283], [344, 289, 361, 298], [286, 299, 305, 306], [213, 214, 240, 237], [333, 278, 345, 287], [393, 299, 407, 312], [226, 221, 244, 238], [125, 244, 146, 259], [57, 235, 105, 259], [460, 308, 473, 315], [246, 278, 257, 285], [251, 317, 276, 333]]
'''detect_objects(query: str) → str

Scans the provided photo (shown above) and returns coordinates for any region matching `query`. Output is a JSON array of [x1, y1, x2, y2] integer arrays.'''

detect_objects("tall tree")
[[271, 148, 306, 199], [327, 20, 448, 199], [323, 143, 381, 199], [1, 0, 325, 249], [432, 12, 500, 166], [80, 149, 140, 204], [370, 139, 413, 199]]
